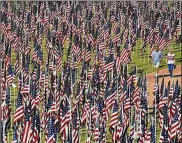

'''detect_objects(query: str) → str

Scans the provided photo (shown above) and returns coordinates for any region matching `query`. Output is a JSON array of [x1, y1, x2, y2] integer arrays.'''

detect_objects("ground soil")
[[147, 64, 181, 106]]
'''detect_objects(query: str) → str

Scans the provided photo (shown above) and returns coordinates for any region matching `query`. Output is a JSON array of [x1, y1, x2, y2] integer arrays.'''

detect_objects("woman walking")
[[166, 49, 175, 77]]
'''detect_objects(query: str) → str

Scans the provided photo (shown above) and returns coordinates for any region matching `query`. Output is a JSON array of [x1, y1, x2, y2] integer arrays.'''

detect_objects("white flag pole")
[[115, 70, 119, 140], [11, 83, 16, 143], [154, 75, 157, 142], [0, 53, 2, 143], [146, 74, 150, 122], [180, 2, 181, 35], [180, 1, 182, 54]]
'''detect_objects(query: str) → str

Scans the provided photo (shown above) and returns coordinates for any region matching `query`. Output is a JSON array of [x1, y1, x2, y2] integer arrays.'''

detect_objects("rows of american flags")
[[0, 1, 181, 143]]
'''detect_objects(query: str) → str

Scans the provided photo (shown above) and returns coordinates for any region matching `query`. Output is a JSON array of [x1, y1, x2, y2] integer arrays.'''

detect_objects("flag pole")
[[85, 63, 88, 141], [55, 69, 58, 142], [148, 44, 150, 66], [70, 67, 73, 142], [42, 65, 47, 142], [180, 1, 181, 35], [127, 64, 128, 75], [140, 42, 142, 65], [13, 84, 16, 142], [154, 75, 157, 142], [139, 104, 141, 141], [89, 99, 92, 141], [39, 69, 41, 142], [0, 48, 2, 143], [180, 1, 182, 54], [116, 69, 119, 143], [129, 81, 132, 126], [146, 74, 149, 122], [8, 58, 10, 143], [136, 82, 140, 143]]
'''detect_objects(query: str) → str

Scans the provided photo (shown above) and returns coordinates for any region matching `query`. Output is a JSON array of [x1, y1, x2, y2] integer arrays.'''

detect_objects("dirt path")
[[147, 64, 181, 106]]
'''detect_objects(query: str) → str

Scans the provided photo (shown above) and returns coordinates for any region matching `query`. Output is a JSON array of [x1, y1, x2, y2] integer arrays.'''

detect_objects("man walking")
[[151, 46, 163, 76]]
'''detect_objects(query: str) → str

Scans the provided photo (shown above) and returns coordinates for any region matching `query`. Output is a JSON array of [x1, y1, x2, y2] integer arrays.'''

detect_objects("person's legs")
[[168, 64, 170, 74], [156, 67, 158, 73], [156, 62, 160, 74], [168, 64, 173, 77], [153, 62, 159, 77], [170, 64, 174, 77]]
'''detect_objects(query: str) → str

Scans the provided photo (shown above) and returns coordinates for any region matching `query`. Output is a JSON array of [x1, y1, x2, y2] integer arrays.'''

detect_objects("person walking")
[[151, 46, 163, 77], [166, 49, 175, 77]]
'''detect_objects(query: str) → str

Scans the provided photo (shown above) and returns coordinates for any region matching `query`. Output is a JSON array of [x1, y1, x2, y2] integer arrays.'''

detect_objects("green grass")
[[6, 31, 181, 142]]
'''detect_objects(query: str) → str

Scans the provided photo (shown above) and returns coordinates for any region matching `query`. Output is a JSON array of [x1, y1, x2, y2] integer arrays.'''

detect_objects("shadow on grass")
[[175, 58, 182, 63], [158, 74, 182, 78]]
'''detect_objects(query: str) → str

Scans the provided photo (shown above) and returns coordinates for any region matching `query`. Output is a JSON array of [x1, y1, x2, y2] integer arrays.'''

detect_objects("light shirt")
[[167, 53, 175, 64], [151, 50, 163, 64]]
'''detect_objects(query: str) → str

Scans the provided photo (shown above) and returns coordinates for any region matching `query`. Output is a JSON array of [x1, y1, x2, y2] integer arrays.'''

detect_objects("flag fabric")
[[14, 92, 24, 123], [109, 100, 118, 128], [22, 121, 32, 143]]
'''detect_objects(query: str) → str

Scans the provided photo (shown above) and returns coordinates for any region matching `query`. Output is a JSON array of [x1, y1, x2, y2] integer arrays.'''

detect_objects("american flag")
[[129, 108, 135, 140], [105, 91, 116, 115], [150, 124, 156, 143], [12, 127, 18, 143], [6, 65, 14, 86], [103, 61, 114, 73], [21, 84, 29, 95], [109, 100, 118, 128], [169, 110, 180, 140], [159, 127, 166, 143], [21, 105, 32, 143], [14, 92, 24, 123], [158, 88, 168, 110], [120, 48, 130, 64], [94, 123, 99, 141], [60, 100, 71, 141], [46, 118, 55, 143], [132, 86, 141, 104], [124, 88, 131, 111], [0, 1, 181, 143], [145, 122, 152, 142], [158, 28, 171, 51]]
